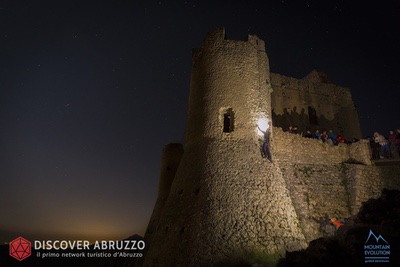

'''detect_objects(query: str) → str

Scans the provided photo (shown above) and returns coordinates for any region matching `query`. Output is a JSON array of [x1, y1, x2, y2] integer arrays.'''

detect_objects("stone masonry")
[[143, 28, 307, 266], [141, 28, 400, 266], [271, 71, 362, 139]]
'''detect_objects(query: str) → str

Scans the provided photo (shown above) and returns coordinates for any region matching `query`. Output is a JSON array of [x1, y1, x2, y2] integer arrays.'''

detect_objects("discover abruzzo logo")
[[9, 237, 32, 261], [364, 229, 390, 264], [7, 236, 145, 262]]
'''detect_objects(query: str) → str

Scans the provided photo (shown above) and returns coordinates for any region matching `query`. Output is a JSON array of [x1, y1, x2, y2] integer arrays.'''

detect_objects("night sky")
[[1, 1, 399, 243]]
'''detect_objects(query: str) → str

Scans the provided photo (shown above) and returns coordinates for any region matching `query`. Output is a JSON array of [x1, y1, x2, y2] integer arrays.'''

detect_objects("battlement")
[[192, 27, 266, 59]]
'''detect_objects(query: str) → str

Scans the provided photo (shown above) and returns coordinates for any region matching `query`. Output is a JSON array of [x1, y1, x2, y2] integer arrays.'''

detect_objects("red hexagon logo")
[[9, 236, 31, 261]]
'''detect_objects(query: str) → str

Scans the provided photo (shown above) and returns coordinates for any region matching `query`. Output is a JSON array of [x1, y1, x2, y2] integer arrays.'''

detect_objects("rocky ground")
[[278, 189, 400, 267]]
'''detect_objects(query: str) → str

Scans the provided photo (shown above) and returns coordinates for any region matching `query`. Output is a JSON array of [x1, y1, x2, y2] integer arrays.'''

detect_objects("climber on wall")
[[258, 126, 272, 162]]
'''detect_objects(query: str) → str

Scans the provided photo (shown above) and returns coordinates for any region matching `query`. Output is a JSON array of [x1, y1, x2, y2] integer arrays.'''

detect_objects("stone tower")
[[143, 28, 307, 266]]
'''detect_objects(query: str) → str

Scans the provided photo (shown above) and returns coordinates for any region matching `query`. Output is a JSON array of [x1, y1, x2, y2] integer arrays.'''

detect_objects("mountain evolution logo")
[[9, 236, 32, 261], [364, 229, 390, 264], [365, 229, 389, 244]]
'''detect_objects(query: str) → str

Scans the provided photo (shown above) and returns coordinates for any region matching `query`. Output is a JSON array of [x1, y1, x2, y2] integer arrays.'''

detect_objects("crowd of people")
[[285, 126, 356, 146], [284, 126, 400, 160]]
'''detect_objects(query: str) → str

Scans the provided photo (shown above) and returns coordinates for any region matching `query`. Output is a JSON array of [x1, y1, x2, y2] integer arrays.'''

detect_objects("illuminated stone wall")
[[347, 164, 400, 214], [272, 127, 371, 166], [143, 28, 307, 266], [279, 162, 400, 243], [142, 29, 399, 266], [272, 128, 400, 242], [278, 163, 352, 242], [270, 72, 362, 139]]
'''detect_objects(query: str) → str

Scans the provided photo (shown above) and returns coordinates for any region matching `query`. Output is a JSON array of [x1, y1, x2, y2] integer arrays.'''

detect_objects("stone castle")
[[141, 28, 400, 266]]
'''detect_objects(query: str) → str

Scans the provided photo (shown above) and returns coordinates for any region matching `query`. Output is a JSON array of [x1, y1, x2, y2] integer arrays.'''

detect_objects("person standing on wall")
[[374, 132, 390, 159]]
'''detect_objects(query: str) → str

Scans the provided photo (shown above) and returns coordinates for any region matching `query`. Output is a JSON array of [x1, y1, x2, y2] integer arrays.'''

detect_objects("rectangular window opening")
[[223, 108, 234, 133]]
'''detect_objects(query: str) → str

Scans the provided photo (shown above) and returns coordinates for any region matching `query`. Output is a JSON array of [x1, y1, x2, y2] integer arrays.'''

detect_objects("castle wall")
[[270, 72, 362, 139], [143, 28, 399, 267], [144, 143, 183, 241], [272, 127, 371, 166], [347, 164, 400, 214], [279, 163, 352, 242], [273, 128, 400, 242], [281, 163, 400, 242], [278, 162, 400, 243]]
